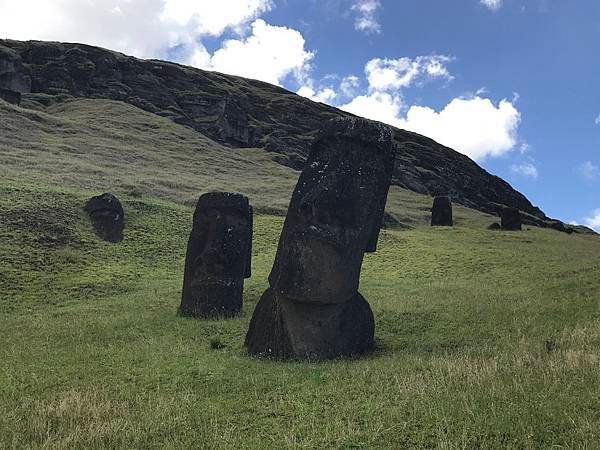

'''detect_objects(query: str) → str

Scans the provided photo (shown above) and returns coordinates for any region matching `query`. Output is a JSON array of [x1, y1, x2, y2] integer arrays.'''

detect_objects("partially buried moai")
[[430, 195, 453, 226], [84, 193, 124, 243], [180, 192, 253, 318], [501, 206, 522, 231], [245, 117, 394, 360]]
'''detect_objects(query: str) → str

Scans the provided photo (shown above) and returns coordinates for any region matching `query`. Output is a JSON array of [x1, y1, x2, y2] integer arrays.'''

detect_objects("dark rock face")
[[245, 118, 394, 360], [501, 207, 522, 231], [180, 192, 253, 318], [431, 195, 453, 226], [0, 88, 21, 105], [0, 39, 557, 226], [0, 45, 32, 93], [84, 193, 124, 242], [488, 222, 501, 230]]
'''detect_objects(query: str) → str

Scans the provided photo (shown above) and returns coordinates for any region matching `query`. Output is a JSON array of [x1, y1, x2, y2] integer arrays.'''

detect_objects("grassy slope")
[[1, 99, 599, 448]]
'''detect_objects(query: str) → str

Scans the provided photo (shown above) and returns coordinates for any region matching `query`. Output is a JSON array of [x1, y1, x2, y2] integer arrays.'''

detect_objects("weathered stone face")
[[501, 207, 522, 231], [246, 117, 394, 360], [431, 195, 453, 226], [269, 119, 394, 305], [180, 192, 252, 318], [84, 193, 124, 243]]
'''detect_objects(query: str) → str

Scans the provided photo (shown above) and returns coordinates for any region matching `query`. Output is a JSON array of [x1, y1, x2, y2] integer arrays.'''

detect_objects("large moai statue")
[[501, 206, 522, 231], [245, 117, 394, 360], [180, 192, 253, 318], [84, 193, 124, 243], [431, 195, 453, 226]]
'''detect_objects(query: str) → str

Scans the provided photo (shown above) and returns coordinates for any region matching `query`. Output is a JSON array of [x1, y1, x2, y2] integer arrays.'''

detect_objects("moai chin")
[[245, 117, 395, 360], [180, 192, 253, 318], [431, 195, 453, 226], [84, 193, 124, 243]]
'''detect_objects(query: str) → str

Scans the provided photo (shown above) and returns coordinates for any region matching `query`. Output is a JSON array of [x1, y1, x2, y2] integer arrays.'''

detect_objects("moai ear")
[[365, 193, 387, 253], [244, 205, 253, 278], [365, 220, 382, 253]]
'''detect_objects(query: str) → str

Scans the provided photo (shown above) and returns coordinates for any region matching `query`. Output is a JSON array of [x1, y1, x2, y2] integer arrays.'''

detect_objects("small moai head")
[[501, 206, 522, 231], [431, 195, 453, 226], [180, 192, 253, 318], [268, 117, 395, 305], [84, 193, 124, 243]]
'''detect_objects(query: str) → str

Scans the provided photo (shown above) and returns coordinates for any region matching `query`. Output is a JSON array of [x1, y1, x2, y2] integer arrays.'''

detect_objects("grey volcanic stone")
[[0, 39, 561, 227], [245, 117, 394, 360], [0, 46, 31, 93], [431, 195, 453, 226], [180, 192, 253, 318], [501, 207, 522, 231], [0, 88, 21, 105], [84, 193, 124, 242]]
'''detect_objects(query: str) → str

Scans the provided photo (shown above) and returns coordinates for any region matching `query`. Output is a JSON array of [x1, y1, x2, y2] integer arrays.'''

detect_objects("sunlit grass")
[[1, 97, 599, 448], [1, 182, 599, 448]]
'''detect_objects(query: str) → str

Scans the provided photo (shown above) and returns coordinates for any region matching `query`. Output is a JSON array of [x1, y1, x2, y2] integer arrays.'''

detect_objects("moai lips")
[[245, 117, 395, 360], [180, 192, 253, 318]]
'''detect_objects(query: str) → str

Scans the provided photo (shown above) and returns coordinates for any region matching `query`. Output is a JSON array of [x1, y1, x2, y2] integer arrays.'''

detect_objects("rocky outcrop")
[[0, 88, 21, 105], [0, 45, 31, 93], [0, 39, 563, 226]]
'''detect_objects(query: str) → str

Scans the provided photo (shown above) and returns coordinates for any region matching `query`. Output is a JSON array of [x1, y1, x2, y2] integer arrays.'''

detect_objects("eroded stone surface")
[[0, 88, 21, 105], [84, 193, 124, 242], [501, 207, 522, 231], [245, 117, 394, 360], [0, 39, 562, 228], [180, 192, 253, 318], [431, 195, 453, 226]]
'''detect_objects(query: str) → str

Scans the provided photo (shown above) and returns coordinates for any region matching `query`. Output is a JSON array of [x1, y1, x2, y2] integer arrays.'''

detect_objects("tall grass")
[[1, 98, 599, 448]]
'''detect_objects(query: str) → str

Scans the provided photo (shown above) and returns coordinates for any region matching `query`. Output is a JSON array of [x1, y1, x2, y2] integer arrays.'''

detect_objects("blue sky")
[[1, 0, 599, 228]]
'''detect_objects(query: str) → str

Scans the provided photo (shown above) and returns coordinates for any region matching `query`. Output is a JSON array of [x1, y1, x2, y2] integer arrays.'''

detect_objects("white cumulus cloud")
[[297, 86, 337, 104], [339, 52, 521, 161], [582, 209, 600, 231], [0, 1, 315, 86], [161, 0, 272, 35], [341, 91, 404, 126], [340, 75, 361, 98], [351, 0, 382, 34], [365, 55, 453, 91], [201, 19, 314, 85], [0, 0, 272, 59], [511, 162, 538, 179], [399, 97, 521, 160], [481, 0, 503, 11]]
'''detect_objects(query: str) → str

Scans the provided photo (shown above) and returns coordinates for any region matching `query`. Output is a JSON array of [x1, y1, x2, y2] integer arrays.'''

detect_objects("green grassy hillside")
[[1, 98, 599, 448]]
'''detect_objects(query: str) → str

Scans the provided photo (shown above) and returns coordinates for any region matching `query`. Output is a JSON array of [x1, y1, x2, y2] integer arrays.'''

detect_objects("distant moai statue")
[[430, 195, 453, 226], [180, 192, 253, 318], [84, 193, 124, 242], [501, 207, 522, 231], [245, 117, 394, 360]]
